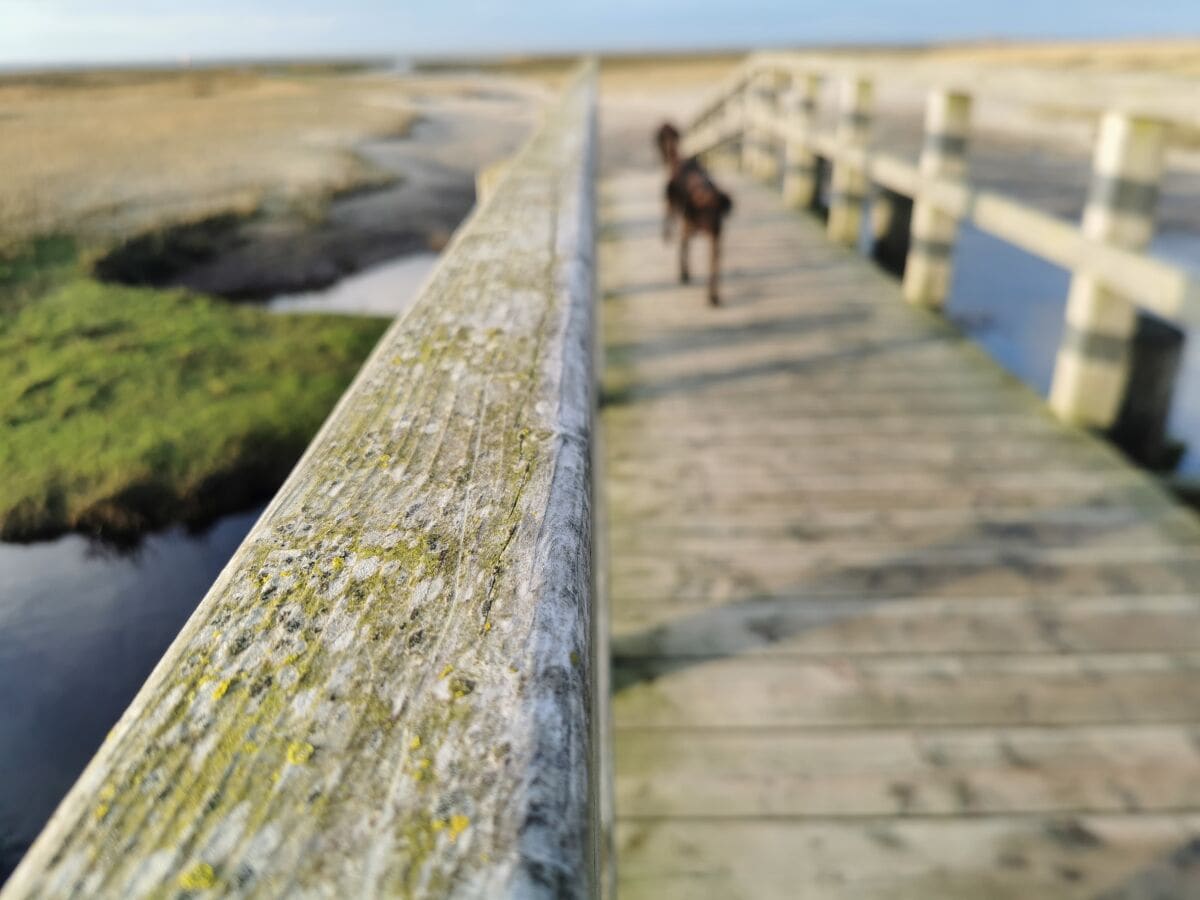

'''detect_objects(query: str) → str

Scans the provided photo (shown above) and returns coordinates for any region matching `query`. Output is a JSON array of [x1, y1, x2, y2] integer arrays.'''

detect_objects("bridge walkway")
[[599, 163, 1200, 898]]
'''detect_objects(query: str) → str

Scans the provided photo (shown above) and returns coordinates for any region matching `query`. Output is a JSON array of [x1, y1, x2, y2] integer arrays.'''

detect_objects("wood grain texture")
[[3, 67, 599, 900], [600, 159, 1200, 898]]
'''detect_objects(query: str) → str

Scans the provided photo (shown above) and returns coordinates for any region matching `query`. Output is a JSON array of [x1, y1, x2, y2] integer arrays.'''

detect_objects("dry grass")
[[914, 39, 1200, 77], [599, 53, 742, 91], [744, 39, 1200, 77], [0, 67, 416, 245], [477, 41, 1200, 86]]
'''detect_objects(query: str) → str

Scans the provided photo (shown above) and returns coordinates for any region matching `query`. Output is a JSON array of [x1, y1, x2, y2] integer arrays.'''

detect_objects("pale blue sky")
[[3, 0, 1199, 67]]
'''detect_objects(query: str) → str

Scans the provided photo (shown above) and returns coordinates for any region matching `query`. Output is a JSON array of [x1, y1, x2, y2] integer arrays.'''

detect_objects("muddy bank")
[[94, 76, 542, 301], [2, 74, 543, 549], [2, 432, 299, 550]]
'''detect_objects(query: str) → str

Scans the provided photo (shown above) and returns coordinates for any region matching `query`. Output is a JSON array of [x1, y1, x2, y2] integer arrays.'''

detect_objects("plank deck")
[[599, 163, 1200, 898]]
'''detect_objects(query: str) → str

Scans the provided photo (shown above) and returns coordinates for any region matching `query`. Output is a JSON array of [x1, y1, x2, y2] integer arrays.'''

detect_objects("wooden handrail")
[[685, 61, 1200, 329], [3, 62, 601, 900], [741, 110, 1200, 327], [684, 54, 1200, 442]]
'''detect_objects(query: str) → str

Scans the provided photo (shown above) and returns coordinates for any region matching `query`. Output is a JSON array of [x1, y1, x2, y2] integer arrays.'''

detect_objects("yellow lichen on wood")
[[448, 814, 470, 843], [286, 740, 314, 765], [178, 862, 217, 891]]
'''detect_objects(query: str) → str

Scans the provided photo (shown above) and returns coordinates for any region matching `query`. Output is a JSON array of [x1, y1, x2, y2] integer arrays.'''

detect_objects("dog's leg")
[[679, 221, 692, 284], [662, 198, 675, 244], [706, 232, 721, 306]]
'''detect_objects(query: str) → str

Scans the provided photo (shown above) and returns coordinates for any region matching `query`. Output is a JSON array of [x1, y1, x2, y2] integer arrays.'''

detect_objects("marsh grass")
[[0, 243, 387, 542], [0, 65, 418, 543], [0, 236, 78, 312]]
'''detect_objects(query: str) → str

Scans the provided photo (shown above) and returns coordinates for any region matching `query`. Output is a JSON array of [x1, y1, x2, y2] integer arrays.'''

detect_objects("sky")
[[3, 0, 1200, 67]]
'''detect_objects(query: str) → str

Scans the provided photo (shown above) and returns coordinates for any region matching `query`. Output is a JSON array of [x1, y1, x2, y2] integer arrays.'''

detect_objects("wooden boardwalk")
[[599, 165, 1200, 898]]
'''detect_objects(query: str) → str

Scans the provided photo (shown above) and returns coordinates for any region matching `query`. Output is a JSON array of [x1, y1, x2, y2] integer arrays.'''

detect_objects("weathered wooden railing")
[[4, 64, 601, 898], [686, 53, 1200, 461]]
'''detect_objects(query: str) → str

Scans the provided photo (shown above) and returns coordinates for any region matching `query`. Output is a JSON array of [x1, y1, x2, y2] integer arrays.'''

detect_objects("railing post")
[[903, 89, 972, 307], [827, 76, 873, 246], [1048, 112, 1165, 428], [709, 86, 741, 170], [691, 108, 711, 166], [743, 68, 780, 181], [782, 72, 822, 209], [728, 79, 744, 170], [737, 73, 754, 170], [762, 71, 784, 183]]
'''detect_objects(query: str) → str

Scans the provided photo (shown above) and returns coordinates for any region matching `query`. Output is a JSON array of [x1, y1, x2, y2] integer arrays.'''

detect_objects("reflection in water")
[[944, 223, 1200, 476], [945, 223, 1069, 395], [0, 508, 262, 881], [267, 252, 440, 317]]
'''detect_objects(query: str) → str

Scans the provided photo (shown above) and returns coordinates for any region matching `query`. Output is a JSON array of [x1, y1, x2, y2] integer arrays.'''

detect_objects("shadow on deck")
[[600, 165, 1200, 899]]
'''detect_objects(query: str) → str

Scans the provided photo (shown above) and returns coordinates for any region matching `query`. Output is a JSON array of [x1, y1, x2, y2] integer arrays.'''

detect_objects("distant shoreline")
[[0, 57, 395, 78], [8, 36, 1200, 79]]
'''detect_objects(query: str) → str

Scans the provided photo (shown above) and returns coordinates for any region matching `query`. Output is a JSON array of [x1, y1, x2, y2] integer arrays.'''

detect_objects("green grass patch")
[[0, 235, 79, 313], [0, 272, 388, 542]]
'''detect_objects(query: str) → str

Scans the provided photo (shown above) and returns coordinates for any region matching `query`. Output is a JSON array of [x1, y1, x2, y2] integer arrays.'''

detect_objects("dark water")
[[0, 248, 445, 884], [0, 249, 441, 884], [942, 224, 1200, 476], [267, 252, 440, 317], [0, 250, 443, 885], [942, 222, 1070, 395], [0, 507, 262, 880], [0, 81, 531, 883]]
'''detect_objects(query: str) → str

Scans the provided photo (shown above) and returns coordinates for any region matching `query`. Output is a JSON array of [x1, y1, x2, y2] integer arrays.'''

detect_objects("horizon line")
[[5, 32, 1200, 74]]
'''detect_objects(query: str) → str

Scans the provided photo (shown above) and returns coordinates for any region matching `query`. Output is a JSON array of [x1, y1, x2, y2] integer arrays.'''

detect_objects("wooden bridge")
[[601, 166, 1200, 900], [8, 58, 1200, 899]]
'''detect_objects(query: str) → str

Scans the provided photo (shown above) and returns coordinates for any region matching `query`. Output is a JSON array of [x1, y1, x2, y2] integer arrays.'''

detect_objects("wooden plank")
[[608, 493, 1173, 531], [601, 408, 1078, 436], [612, 652, 1200, 728], [602, 437, 1126, 467], [610, 535, 1199, 564], [610, 555, 1200, 604], [606, 466, 1149, 492], [4, 67, 600, 900], [600, 157, 1200, 898], [615, 815, 1200, 900], [616, 725, 1200, 816], [611, 594, 1200, 657], [605, 393, 1048, 417], [606, 504, 1199, 535]]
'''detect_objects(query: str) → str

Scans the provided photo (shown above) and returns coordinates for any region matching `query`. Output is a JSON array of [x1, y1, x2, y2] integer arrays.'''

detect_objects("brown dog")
[[656, 123, 733, 306]]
